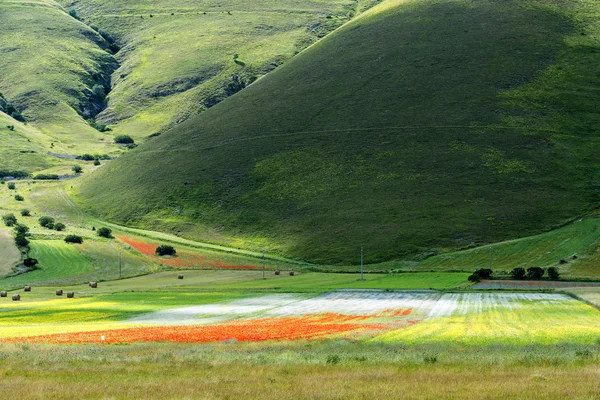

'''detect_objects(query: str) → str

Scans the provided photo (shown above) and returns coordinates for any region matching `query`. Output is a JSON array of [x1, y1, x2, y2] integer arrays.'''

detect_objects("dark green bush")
[[510, 267, 526, 280], [72, 165, 83, 174], [156, 245, 176, 256], [54, 222, 66, 231], [14, 194, 24, 201], [23, 258, 38, 268], [20, 209, 30, 217], [7, 182, 15, 190], [2, 214, 17, 227], [38, 216, 55, 228], [64, 235, 83, 244], [34, 174, 59, 180], [114, 135, 134, 144], [97, 227, 113, 238], [15, 234, 29, 247], [526, 267, 544, 280], [14, 224, 29, 235], [547, 267, 560, 280]]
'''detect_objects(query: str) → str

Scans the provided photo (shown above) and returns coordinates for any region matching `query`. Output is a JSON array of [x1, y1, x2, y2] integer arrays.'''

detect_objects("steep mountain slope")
[[75, 0, 600, 264], [59, 0, 381, 140], [0, 0, 118, 157]]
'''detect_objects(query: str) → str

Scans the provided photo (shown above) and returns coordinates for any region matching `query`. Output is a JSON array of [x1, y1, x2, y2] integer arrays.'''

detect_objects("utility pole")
[[360, 247, 364, 281], [119, 247, 122, 279], [262, 250, 265, 280], [489, 243, 492, 270]]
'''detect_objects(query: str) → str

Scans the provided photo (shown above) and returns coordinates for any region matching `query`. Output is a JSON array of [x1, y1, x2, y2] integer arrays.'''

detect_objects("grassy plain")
[[0, 342, 599, 399], [76, 0, 600, 264]]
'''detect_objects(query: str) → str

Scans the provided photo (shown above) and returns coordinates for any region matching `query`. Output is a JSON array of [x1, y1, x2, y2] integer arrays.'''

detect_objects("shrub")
[[20, 209, 30, 216], [14, 194, 24, 201], [526, 267, 544, 280], [2, 214, 17, 227], [7, 182, 15, 190], [72, 165, 83, 174], [34, 174, 59, 180], [68, 9, 79, 19], [547, 267, 560, 280], [156, 245, 176, 256], [38, 216, 55, 228], [97, 227, 113, 238], [467, 273, 481, 283], [510, 267, 526, 280], [14, 224, 29, 235], [79, 154, 95, 161], [474, 268, 493, 279], [93, 160, 101, 166], [14, 234, 29, 247], [23, 258, 38, 268], [64, 235, 83, 244], [92, 84, 105, 99], [54, 222, 66, 231], [114, 135, 134, 144]]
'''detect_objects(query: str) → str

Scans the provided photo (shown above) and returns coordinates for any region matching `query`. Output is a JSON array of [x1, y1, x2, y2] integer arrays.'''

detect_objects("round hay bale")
[[56, 289, 63, 296], [89, 282, 98, 288], [67, 292, 75, 298], [12, 294, 20, 301], [0, 291, 7, 298], [178, 274, 184, 280], [289, 271, 295, 276], [24, 286, 31, 292], [274, 270, 280, 275]]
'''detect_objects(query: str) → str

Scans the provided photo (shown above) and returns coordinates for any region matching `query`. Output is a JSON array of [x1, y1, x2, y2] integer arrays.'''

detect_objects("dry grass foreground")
[[0, 359, 597, 399]]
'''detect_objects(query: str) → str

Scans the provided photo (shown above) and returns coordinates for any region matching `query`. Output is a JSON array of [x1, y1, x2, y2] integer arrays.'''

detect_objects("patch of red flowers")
[[116, 235, 260, 270], [8, 314, 385, 344]]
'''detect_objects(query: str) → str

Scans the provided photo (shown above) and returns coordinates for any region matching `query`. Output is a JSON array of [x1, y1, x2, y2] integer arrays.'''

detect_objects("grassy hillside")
[[59, 0, 381, 140], [75, 0, 600, 264], [410, 217, 600, 278], [0, 0, 119, 157]]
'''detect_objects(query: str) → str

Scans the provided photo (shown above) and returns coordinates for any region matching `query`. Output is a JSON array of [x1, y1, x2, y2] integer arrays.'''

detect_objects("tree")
[[39, 216, 55, 228], [547, 267, 560, 280], [93, 159, 101, 166], [2, 213, 17, 227], [92, 84, 105, 99], [114, 135, 134, 144], [14, 194, 24, 201], [474, 268, 493, 279], [72, 165, 83, 174], [23, 258, 38, 268], [156, 245, 176, 256], [14, 234, 29, 247], [54, 222, 66, 231], [64, 235, 83, 244], [510, 267, 526, 280], [526, 267, 544, 280], [97, 227, 113, 238], [14, 224, 29, 235], [468, 273, 481, 283], [20, 209, 30, 217]]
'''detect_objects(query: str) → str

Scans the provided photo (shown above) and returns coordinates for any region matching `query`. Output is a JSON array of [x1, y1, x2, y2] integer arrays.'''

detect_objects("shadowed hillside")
[[75, 0, 600, 264]]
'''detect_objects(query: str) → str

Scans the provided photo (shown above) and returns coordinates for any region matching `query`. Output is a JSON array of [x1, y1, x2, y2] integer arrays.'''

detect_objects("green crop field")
[[75, 0, 600, 265]]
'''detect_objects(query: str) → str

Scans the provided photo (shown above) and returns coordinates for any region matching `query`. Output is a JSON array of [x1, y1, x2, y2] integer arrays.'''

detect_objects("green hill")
[[76, 0, 600, 264], [0, 0, 118, 157], [57, 0, 380, 140]]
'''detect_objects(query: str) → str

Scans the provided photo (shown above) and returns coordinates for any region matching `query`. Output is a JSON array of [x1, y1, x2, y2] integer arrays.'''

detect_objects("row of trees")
[[469, 266, 560, 282]]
